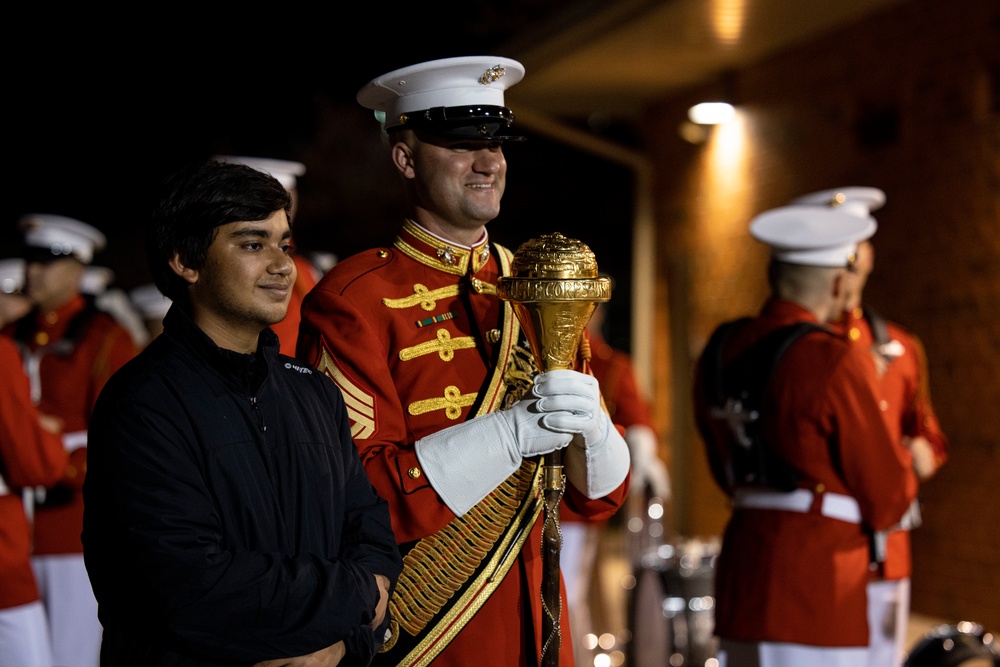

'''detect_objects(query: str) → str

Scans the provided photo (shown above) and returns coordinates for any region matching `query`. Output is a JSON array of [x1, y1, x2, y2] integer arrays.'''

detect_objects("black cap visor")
[[20, 244, 80, 264], [388, 105, 526, 141]]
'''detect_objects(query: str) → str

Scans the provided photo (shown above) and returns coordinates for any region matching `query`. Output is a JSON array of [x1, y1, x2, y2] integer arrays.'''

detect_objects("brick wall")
[[646, 0, 1000, 633]]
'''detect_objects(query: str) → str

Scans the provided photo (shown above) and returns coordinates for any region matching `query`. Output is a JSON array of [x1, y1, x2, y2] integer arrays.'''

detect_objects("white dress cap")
[[0, 258, 25, 294], [19, 214, 107, 264], [79, 266, 116, 295], [357, 56, 525, 139], [750, 205, 878, 267], [129, 283, 172, 320], [214, 155, 306, 190], [791, 186, 886, 219]]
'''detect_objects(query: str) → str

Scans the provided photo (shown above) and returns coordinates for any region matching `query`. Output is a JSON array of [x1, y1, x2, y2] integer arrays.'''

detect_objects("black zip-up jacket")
[[83, 305, 402, 666]]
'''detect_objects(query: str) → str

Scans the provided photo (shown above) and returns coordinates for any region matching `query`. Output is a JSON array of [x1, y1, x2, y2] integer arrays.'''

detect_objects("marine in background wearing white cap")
[[214, 155, 335, 357], [0, 257, 69, 667], [791, 187, 950, 667], [296, 56, 631, 666], [692, 203, 917, 667], [2, 214, 139, 667]]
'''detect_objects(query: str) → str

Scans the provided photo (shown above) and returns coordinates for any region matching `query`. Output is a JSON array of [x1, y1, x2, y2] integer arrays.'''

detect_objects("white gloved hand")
[[415, 392, 573, 516], [533, 369, 631, 499], [625, 424, 671, 501]]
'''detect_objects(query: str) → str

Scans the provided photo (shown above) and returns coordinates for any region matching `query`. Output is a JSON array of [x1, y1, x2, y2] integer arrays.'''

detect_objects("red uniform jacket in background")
[[693, 298, 917, 647], [837, 307, 950, 581], [0, 335, 68, 608], [5, 294, 138, 556]]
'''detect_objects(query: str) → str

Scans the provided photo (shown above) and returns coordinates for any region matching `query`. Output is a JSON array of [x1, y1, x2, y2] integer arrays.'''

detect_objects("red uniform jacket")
[[838, 307, 950, 581], [0, 335, 68, 608], [6, 294, 138, 556], [298, 220, 628, 666], [693, 298, 917, 647]]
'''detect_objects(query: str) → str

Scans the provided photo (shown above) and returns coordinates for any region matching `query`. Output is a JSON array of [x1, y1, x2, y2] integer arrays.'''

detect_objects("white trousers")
[[32, 554, 101, 667], [0, 600, 54, 667], [867, 577, 910, 667], [560, 522, 600, 666], [718, 639, 870, 667]]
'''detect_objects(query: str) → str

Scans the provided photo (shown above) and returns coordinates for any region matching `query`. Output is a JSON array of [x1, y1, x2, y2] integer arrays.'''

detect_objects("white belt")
[[732, 488, 862, 524], [0, 474, 8, 496], [63, 430, 88, 452]]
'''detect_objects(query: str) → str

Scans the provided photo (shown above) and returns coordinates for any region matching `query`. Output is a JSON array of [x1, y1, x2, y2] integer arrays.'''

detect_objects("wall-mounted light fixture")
[[687, 101, 736, 125], [679, 71, 738, 143]]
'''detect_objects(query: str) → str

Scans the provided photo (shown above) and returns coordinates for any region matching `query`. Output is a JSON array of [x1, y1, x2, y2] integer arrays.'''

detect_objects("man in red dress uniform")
[[792, 186, 950, 666], [0, 257, 69, 667], [4, 215, 139, 667], [297, 56, 631, 667], [692, 203, 917, 666]]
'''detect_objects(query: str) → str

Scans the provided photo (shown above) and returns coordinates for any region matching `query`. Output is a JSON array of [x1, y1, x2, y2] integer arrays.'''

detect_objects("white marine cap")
[[750, 205, 877, 267], [791, 186, 886, 219], [19, 214, 107, 264], [213, 155, 306, 190], [129, 283, 172, 320], [0, 258, 25, 294], [79, 266, 116, 295], [357, 55, 526, 140]]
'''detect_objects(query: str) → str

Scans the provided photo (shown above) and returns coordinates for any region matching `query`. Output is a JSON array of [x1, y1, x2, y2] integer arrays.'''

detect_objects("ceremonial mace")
[[497, 233, 611, 667]]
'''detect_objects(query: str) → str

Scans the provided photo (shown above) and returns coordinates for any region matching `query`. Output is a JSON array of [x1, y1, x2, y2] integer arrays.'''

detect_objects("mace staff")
[[497, 232, 611, 667]]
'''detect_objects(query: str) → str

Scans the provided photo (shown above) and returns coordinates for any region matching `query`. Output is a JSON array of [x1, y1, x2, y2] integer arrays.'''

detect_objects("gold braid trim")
[[407, 386, 478, 420], [398, 328, 476, 362], [387, 460, 543, 667], [379, 242, 545, 667], [391, 461, 538, 634], [383, 283, 464, 311]]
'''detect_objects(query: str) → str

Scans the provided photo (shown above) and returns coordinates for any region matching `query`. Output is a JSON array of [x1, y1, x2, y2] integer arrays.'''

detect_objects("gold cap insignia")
[[480, 65, 506, 85]]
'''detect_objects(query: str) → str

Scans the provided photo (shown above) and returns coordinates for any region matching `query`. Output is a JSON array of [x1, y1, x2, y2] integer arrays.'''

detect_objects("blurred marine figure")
[[692, 202, 917, 666], [4, 214, 139, 667]]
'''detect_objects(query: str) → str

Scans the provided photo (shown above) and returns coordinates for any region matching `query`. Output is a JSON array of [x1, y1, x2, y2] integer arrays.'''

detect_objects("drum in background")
[[903, 621, 1000, 666], [626, 537, 720, 667]]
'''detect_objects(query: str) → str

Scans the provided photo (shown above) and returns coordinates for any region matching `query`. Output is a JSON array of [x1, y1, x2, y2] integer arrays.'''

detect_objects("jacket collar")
[[394, 219, 492, 276], [162, 304, 279, 383]]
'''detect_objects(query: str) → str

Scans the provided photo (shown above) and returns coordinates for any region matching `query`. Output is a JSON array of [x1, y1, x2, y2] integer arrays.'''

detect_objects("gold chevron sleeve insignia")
[[317, 347, 376, 439]]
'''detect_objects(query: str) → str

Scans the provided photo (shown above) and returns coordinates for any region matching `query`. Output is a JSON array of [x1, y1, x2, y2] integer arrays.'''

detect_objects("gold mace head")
[[496, 232, 611, 371]]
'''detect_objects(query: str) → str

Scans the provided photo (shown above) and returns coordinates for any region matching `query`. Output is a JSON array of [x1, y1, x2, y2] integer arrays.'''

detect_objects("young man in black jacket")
[[82, 160, 402, 667]]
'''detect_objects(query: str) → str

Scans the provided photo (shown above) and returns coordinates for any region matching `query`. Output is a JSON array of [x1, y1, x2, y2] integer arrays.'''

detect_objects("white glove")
[[533, 370, 631, 499], [415, 390, 573, 516], [625, 424, 671, 501]]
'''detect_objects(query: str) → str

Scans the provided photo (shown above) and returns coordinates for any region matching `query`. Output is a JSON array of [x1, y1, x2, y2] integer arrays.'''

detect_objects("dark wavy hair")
[[146, 160, 292, 305]]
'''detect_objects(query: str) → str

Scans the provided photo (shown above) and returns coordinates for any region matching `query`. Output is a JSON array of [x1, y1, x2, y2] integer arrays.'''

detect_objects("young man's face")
[[403, 134, 507, 230], [25, 257, 85, 311], [183, 210, 296, 338]]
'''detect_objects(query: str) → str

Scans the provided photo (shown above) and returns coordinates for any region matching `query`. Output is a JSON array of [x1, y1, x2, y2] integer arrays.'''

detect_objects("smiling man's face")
[[177, 210, 296, 352]]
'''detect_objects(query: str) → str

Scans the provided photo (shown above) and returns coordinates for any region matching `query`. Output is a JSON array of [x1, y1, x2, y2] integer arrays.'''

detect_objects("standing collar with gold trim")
[[394, 219, 492, 276]]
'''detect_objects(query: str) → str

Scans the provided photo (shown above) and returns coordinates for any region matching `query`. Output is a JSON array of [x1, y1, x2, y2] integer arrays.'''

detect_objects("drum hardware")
[[625, 493, 720, 666]]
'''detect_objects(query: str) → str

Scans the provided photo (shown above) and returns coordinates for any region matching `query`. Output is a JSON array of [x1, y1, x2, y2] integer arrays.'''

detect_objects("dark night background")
[[6, 6, 638, 349]]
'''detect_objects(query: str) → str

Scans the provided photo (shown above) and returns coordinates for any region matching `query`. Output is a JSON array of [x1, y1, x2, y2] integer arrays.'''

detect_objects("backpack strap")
[[703, 318, 830, 492]]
